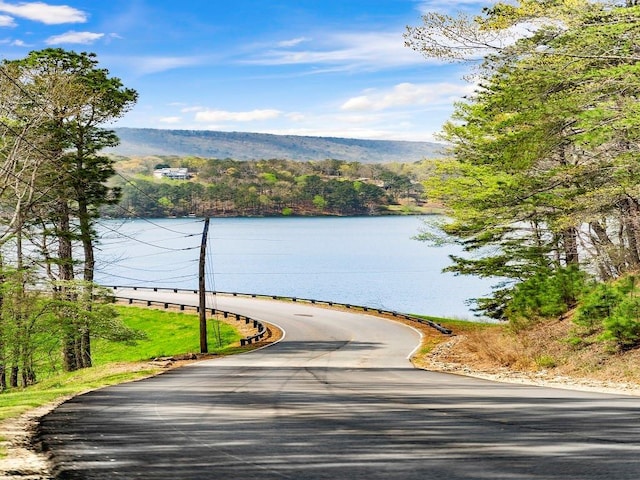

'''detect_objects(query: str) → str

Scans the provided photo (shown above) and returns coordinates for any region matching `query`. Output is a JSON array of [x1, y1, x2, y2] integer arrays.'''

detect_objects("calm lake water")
[[94, 216, 495, 319]]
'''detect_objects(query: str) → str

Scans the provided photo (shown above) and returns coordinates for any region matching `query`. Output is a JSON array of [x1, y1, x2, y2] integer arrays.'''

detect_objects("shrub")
[[601, 297, 640, 348], [574, 282, 624, 330], [505, 266, 587, 330], [535, 354, 557, 369], [574, 275, 640, 349]]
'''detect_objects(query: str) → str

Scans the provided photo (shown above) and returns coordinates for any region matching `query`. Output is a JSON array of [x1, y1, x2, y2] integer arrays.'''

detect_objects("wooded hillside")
[[108, 128, 444, 163], [106, 156, 436, 218]]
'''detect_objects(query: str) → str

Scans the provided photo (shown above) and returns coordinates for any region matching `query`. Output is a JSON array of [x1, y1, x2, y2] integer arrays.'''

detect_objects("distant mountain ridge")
[[108, 128, 444, 163]]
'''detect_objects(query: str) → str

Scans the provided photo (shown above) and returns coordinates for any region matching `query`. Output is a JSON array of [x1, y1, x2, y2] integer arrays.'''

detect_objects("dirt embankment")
[[411, 315, 640, 396]]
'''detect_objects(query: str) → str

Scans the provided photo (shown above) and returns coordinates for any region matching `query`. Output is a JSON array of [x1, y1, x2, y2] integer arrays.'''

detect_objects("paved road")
[[40, 289, 640, 479]]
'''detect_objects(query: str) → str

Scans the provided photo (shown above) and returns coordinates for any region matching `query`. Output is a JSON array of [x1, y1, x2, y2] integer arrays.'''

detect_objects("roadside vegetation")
[[406, 1, 640, 360]]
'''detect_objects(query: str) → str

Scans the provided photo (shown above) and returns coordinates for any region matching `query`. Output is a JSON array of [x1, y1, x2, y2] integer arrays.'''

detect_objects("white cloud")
[[341, 82, 475, 112], [277, 37, 309, 48], [0, 13, 14, 26], [286, 112, 305, 122], [104, 32, 122, 44], [195, 109, 282, 122], [246, 30, 426, 71], [0, 1, 86, 25], [181, 106, 205, 113], [45, 30, 103, 45], [159, 116, 182, 124]]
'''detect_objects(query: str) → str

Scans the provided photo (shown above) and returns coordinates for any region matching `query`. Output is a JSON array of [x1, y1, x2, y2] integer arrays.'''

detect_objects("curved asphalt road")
[[40, 289, 640, 479]]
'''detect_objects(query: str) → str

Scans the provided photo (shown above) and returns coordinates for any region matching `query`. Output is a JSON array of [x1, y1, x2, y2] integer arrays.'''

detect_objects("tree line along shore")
[[105, 156, 439, 218]]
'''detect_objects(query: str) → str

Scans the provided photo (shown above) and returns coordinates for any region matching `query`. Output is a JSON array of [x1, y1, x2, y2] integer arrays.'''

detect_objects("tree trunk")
[[589, 221, 623, 278], [562, 227, 579, 266], [622, 197, 640, 270], [77, 178, 94, 369], [9, 365, 18, 388], [0, 256, 5, 391], [57, 201, 79, 372], [62, 332, 78, 372]]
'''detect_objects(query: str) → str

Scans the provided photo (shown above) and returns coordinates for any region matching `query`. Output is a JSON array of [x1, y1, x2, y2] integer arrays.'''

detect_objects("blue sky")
[[0, 1, 489, 141]]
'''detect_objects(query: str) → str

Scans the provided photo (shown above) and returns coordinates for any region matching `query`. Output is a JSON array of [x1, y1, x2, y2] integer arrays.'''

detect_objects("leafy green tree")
[[312, 195, 327, 211], [406, 1, 640, 319], [355, 181, 387, 213], [0, 265, 53, 389], [1, 49, 136, 371], [378, 170, 414, 202], [506, 266, 587, 330], [325, 180, 362, 214]]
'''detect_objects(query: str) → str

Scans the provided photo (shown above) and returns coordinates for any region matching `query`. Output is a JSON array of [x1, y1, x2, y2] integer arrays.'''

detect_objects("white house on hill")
[[153, 167, 191, 180]]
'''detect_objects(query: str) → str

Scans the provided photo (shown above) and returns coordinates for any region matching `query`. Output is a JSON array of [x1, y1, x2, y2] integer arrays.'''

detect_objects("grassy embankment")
[[384, 203, 446, 216], [0, 306, 246, 432]]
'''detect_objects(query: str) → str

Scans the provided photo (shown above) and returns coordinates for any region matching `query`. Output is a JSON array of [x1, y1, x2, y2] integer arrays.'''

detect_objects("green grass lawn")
[[0, 306, 244, 425], [93, 306, 242, 363]]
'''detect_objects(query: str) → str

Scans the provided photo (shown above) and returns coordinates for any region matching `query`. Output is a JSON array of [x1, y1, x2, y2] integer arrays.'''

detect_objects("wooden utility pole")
[[199, 217, 210, 353]]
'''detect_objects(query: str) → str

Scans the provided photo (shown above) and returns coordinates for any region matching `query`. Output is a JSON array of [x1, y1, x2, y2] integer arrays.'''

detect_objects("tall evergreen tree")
[[406, 1, 640, 318], [1, 49, 137, 370]]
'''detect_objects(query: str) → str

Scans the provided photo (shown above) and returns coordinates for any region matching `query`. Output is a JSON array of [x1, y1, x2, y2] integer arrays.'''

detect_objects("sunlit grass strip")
[[0, 363, 160, 423], [93, 306, 242, 363]]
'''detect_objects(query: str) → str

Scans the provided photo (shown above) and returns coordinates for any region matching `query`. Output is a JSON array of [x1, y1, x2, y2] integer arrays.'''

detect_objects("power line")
[[96, 220, 199, 245], [96, 220, 199, 252], [96, 249, 198, 261], [94, 261, 196, 274], [94, 271, 197, 285]]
